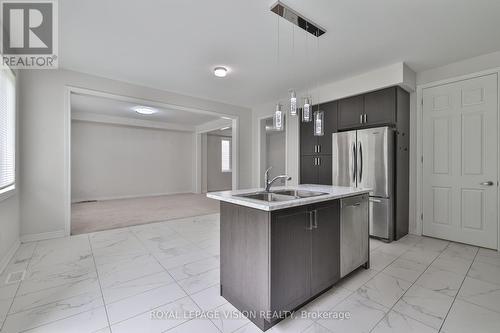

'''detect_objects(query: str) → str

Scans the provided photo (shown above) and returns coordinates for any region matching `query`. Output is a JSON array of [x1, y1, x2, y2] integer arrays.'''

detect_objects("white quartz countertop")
[[206, 184, 370, 211]]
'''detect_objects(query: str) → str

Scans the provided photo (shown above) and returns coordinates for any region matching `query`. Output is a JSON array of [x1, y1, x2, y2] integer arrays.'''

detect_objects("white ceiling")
[[71, 93, 219, 126], [60, 0, 500, 107]]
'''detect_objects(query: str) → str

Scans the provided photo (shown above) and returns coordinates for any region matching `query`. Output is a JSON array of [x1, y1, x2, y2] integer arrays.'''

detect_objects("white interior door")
[[422, 73, 498, 249]]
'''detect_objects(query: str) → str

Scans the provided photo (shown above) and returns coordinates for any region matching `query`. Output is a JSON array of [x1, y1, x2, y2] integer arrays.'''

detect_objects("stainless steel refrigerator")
[[332, 126, 395, 241]]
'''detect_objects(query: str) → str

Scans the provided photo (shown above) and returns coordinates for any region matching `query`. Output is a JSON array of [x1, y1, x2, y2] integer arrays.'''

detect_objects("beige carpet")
[[71, 193, 220, 235]]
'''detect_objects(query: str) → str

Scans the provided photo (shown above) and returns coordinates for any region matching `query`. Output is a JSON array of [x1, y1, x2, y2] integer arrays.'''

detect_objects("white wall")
[[206, 134, 232, 192], [18, 69, 252, 239], [71, 121, 194, 202], [266, 131, 286, 186], [0, 71, 20, 272]]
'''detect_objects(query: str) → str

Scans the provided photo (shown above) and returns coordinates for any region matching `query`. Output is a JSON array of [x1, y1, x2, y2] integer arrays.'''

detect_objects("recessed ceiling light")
[[133, 106, 157, 115], [214, 67, 228, 78]]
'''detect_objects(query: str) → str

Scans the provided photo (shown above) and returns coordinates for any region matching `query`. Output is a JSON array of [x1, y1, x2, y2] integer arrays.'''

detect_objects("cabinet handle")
[[318, 145, 321, 153], [317, 157, 321, 166], [364, 114, 367, 123], [306, 211, 314, 230], [359, 114, 363, 124], [313, 157, 316, 166], [312, 210, 318, 229]]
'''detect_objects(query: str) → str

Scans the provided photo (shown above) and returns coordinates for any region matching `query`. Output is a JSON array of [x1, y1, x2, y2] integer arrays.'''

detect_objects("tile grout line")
[[128, 226, 224, 333], [314, 239, 419, 333], [87, 233, 114, 332], [366, 240, 453, 333], [0, 241, 39, 332], [437, 246, 479, 333]]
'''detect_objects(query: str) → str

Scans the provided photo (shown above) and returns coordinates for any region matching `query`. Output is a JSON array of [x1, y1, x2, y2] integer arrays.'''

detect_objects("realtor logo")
[[1, 0, 58, 68]]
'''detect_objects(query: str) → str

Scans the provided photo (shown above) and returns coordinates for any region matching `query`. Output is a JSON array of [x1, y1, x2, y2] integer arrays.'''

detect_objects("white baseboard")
[[0, 239, 20, 274], [71, 191, 194, 203], [20, 230, 66, 243]]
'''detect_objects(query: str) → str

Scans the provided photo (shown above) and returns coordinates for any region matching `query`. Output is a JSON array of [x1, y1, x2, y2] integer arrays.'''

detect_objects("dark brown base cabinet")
[[220, 200, 343, 331]]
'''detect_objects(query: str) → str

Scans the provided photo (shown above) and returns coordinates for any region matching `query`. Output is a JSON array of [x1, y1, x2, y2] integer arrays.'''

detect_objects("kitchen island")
[[207, 185, 370, 331]]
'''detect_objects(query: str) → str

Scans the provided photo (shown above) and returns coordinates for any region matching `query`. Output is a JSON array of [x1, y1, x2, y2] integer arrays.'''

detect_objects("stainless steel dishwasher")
[[340, 194, 369, 277]]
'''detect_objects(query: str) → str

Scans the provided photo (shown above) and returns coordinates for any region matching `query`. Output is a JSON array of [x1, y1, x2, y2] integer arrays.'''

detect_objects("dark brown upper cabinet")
[[337, 95, 364, 130], [363, 87, 396, 126]]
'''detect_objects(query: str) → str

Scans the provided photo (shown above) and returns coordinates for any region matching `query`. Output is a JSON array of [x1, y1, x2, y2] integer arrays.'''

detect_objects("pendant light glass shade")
[[313, 110, 324, 136], [302, 97, 311, 122], [289, 90, 297, 116], [274, 103, 284, 131]]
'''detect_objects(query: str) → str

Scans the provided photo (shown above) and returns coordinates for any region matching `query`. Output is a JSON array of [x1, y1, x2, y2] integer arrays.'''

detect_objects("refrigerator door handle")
[[352, 142, 357, 184], [358, 142, 363, 183]]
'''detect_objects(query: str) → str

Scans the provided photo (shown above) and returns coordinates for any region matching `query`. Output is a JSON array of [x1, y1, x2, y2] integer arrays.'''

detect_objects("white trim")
[[416, 68, 500, 250], [72, 111, 195, 132], [0, 239, 20, 274], [195, 118, 233, 133], [21, 230, 67, 243], [71, 191, 194, 204]]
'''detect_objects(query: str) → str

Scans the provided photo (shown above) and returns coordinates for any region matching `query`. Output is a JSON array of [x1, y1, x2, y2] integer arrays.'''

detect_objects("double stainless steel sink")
[[236, 189, 328, 202]]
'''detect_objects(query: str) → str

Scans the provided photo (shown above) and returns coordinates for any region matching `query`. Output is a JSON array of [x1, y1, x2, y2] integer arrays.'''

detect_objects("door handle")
[[352, 143, 357, 183], [306, 211, 314, 230], [480, 181, 494, 186], [312, 210, 318, 229], [358, 142, 363, 183]]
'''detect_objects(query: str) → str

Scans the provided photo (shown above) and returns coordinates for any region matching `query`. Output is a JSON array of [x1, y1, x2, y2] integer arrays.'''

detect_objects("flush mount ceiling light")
[[214, 67, 228, 77], [133, 106, 157, 115]]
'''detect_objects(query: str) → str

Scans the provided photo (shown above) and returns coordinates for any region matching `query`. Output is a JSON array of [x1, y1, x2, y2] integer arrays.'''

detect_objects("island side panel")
[[220, 201, 271, 328]]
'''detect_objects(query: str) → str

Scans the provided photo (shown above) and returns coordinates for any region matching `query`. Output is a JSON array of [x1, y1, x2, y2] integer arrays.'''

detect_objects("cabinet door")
[[338, 95, 364, 130], [271, 207, 311, 311], [317, 101, 337, 155], [300, 119, 317, 155], [364, 87, 396, 126], [311, 201, 340, 295], [317, 155, 332, 185], [300, 155, 319, 184]]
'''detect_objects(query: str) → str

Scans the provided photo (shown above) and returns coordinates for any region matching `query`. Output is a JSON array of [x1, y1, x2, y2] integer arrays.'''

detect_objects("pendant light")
[[289, 27, 297, 117], [301, 23, 312, 123], [273, 14, 285, 130], [289, 90, 297, 116], [274, 103, 284, 131], [302, 97, 311, 122], [313, 30, 324, 136]]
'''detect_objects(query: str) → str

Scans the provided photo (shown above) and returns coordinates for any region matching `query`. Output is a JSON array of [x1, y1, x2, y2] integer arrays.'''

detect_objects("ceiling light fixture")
[[133, 106, 157, 115], [220, 126, 231, 131], [214, 67, 228, 77], [221, 116, 232, 120]]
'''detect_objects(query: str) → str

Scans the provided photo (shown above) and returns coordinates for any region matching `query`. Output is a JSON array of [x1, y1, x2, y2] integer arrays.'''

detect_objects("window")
[[0, 66, 16, 199], [221, 138, 231, 172]]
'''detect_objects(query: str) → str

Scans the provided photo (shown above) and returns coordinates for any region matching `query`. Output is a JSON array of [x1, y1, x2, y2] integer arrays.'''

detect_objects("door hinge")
[[420, 213, 423, 221]]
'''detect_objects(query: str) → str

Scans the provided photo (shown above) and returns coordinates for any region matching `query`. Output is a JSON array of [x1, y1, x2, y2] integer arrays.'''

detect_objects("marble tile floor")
[[1, 214, 499, 332]]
